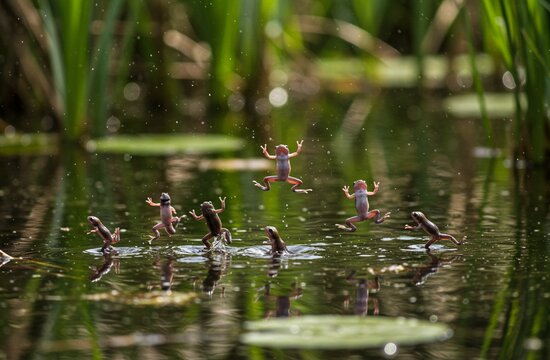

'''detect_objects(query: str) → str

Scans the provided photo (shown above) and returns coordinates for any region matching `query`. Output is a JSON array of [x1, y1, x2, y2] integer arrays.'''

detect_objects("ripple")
[[83, 247, 146, 257], [239, 245, 324, 260], [401, 244, 457, 252]]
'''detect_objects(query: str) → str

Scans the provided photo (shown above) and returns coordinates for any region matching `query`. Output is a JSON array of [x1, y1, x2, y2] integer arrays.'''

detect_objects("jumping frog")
[[404, 211, 462, 249], [87, 216, 121, 252], [189, 197, 232, 249], [336, 180, 391, 232], [145, 193, 181, 243], [264, 226, 291, 254], [253, 140, 312, 193]]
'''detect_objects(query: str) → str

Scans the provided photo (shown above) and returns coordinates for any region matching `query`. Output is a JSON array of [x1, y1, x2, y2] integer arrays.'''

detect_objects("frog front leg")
[[253, 175, 279, 191], [287, 176, 312, 194], [366, 209, 391, 224], [336, 215, 363, 232]]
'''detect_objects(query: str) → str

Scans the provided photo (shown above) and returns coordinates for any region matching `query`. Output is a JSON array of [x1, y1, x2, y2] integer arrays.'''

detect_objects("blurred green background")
[[1, 0, 548, 165]]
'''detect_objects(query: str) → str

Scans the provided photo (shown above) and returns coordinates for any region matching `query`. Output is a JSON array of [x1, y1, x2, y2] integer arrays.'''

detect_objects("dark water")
[[1, 91, 549, 359]]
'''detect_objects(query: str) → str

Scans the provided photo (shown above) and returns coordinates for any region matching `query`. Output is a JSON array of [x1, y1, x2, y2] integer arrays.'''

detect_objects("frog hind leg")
[[287, 176, 312, 194], [149, 222, 165, 243], [221, 228, 232, 244], [424, 236, 438, 249], [336, 216, 362, 232], [367, 209, 391, 224], [202, 233, 214, 249], [253, 176, 278, 191], [112, 228, 121, 245], [439, 233, 461, 245]]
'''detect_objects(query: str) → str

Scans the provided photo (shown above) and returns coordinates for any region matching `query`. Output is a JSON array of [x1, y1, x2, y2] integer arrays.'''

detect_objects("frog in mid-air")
[[189, 197, 232, 249], [253, 140, 312, 194], [145, 193, 181, 243], [87, 216, 121, 252], [336, 180, 391, 232], [404, 211, 462, 249]]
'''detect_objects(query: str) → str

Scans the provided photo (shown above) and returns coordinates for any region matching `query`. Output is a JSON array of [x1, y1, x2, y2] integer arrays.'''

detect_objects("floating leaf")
[[242, 315, 452, 349], [444, 93, 521, 118], [82, 290, 197, 306], [0, 134, 58, 155], [86, 134, 244, 155]]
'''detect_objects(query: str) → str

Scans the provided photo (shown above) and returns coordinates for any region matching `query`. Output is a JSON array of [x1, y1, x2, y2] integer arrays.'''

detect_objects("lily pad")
[[82, 290, 197, 306], [86, 134, 244, 155], [0, 133, 58, 155], [444, 93, 520, 118], [241, 315, 451, 349]]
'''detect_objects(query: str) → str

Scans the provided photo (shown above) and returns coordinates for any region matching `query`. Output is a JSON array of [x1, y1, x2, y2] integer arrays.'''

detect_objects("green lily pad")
[[86, 134, 244, 155], [241, 315, 452, 349], [0, 133, 59, 155], [82, 290, 197, 306], [444, 93, 520, 118]]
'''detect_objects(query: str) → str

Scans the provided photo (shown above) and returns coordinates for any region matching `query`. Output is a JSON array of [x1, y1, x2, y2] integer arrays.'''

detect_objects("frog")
[[189, 197, 232, 249], [336, 180, 391, 232], [264, 226, 291, 254], [145, 193, 181, 243], [404, 211, 462, 249], [253, 140, 312, 193], [87, 216, 121, 253]]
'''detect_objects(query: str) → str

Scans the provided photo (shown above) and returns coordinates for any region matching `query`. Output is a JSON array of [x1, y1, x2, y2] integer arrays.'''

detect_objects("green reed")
[[481, 0, 549, 165], [38, 0, 125, 141]]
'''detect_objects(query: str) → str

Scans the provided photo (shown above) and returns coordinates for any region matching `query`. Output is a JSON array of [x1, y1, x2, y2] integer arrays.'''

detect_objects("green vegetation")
[[242, 316, 451, 349], [0, 1, 548, 161]]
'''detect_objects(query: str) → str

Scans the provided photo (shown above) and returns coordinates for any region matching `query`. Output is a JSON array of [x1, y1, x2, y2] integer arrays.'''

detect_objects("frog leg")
[[112, 227, 121, 245], [202, 232, 214, 249], [149, 222, 165, 243], [424, 236, 438, 249], [439, 233, 461, 245], [221, 228, 232, 244], [367, 209, 391, 224], [253, 176, 278, 191], [286, 176, 312, 193], [336, 216, 363, 232]]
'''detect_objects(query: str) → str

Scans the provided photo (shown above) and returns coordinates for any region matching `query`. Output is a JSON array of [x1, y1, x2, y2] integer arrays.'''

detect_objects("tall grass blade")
[[38, 0, 65, 118], [89, 0, 124, 138], [462, 8, 493, 146]]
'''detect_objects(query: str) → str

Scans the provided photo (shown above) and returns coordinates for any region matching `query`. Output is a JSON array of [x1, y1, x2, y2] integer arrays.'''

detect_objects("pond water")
[[1, 90, 549, 359]]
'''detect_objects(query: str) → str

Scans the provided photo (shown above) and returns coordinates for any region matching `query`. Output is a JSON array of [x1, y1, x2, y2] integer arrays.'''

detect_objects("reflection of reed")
[[7, 164, 62, 255]]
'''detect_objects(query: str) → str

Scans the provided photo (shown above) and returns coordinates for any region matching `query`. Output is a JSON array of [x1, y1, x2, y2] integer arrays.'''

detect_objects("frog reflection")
[[411, 250, 461, 286], [200, 254, 229, 297], [259, 283, 303, 318], [161, 257, 175, 292], [89, 253, 119, 282], [344, 271, 381, 316]]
